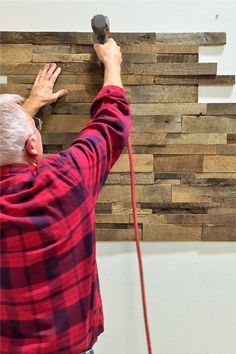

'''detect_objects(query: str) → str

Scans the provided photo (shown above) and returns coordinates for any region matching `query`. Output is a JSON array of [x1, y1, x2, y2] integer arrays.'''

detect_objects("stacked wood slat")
[[0, 32, 235, 241]]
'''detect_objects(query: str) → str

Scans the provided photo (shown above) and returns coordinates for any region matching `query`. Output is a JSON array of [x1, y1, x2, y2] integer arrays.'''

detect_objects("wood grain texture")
[[143, 224, 202, 241], [32, 53, 90, 62], [202, 225, 236, 241], [182, 115, 236, 133], [110, 154, 153, 173], [132, 115, 181, 133], [154, 155, 203, 172], [98, 185, 171, 203], [131, 103, 206, 115], [203, 156, 236, 172], [1, 30, 235, 241], [123, 63, 217, 76], [0, 44, 32, 62], [155, 32, 226, 45], [120, 43, 199, 54], [154, 75, 235, 85], [131, 85, 198, 103]]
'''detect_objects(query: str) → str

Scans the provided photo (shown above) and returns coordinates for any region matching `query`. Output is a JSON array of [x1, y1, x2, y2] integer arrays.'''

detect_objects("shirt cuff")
[[97, 84, 126, 98]]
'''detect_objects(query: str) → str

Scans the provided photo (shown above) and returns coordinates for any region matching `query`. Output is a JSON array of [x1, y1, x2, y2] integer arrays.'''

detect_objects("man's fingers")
[[40, 64, 50, 79], [45, 63, 57, 79], [52, 89, 68, 101], [34, 68, 43, 85], [50, 66, 62, 84]]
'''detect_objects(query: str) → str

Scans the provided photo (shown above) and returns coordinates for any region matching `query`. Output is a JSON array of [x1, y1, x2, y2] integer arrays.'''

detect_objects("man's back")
[[0, 85, 131, 353]]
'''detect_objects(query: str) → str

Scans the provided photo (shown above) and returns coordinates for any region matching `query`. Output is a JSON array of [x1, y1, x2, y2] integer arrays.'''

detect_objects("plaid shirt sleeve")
[[0, 84, 131, 354], [57, 84, 131, 201]]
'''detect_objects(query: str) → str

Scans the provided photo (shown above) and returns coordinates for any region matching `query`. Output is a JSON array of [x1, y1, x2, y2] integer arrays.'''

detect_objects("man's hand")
[[93, 38, 123, 88], [22, 63, 68, 117]]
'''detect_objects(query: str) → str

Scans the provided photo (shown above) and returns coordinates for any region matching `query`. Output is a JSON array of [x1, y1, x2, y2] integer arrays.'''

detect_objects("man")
[[0, 39, 131, 354]]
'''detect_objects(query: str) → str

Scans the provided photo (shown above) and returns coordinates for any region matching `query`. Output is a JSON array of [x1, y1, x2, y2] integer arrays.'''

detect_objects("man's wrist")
[[103, 64, 123, 88], [22, 97, 43, 117]]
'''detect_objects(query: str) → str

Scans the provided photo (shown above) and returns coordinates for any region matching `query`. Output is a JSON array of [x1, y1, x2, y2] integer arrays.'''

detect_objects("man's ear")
[[25, 135, 39, 158]]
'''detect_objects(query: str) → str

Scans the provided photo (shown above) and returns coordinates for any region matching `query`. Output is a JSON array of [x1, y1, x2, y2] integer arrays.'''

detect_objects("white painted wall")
[[0, 1, 236, 353]]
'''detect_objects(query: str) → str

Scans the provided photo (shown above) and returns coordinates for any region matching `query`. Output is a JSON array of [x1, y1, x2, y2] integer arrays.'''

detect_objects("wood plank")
[[131, 103, 206, 115], [130, 132, 167, 145], [154, 155, 203, 172], [132, 115, 181, 133], [0, 31, 226, 46], [33, 44, 71, 53], [207, 103, 236, 115], [42, 132, 77, 146], [203, 156, 236, 172], [182, 115, 236, 133], [216, 145, 236, 155], [6, 74, 100, 85], [178, 174, 236, 186], [32, 53, 90, 62], [0, 84, 31, 96], [139, 145, 216, 155], [207, 208, 236, 215], [62, 89, 101, 103], [0, 63, 99, 75], [112, 202, 153, 216], [106, 173, 155, 185], [96, 228, 142, 241], [0, 32, 94, 44], [111, 154, 153, 173], [98, 185, 171, 203], [95, 203, 112, 214], [130, 145, 216, 155], [120, 43, 199, 54], [1, 83, 98, 101], [227, 134, 236, 144], [71, 45, 93, 54], [154, 75, 235, 85], [155, 179, 181, 185], [50, 103, 91, 114], [167, 133, 227, 145], [106, 172, 154, 185], [0, 32, 35, 43], [123, 63, 217, 76], [172, 185, 236, 203], [202, 225, 236, 241], [6, 74, 153, 85], [130, 214, 167, 224], [111, 32, 156, 43], [0, 44, 32, 63], [120, 173, 155, 185], [122, 53, 157, 64], [154, 172, 236, 181], [167, 214, 235, 225], [131, 85, 197, 103], [143, 223, 202, 241], [140, 202, 220, 214], [106, 174, 121, 185], [155, 32, 226, 45], [95, 214, 129, 224], [42, 115, 89, 133], [156, 54, 198, 63]]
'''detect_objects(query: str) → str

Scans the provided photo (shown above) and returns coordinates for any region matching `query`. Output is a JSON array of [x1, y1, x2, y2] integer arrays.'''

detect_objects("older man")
[[0, 39, 131, 354]]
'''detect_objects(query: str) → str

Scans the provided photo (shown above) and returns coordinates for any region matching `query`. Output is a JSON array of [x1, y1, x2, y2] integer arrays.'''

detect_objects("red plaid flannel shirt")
[[0, 85, 131, 353]]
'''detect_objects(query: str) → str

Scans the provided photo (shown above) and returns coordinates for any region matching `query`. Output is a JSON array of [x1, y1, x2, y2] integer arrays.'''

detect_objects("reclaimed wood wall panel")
[[0, 31, 235, 241]]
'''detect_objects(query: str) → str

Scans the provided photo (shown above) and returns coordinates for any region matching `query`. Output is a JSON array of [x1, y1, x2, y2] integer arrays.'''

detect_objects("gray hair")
[[0, 94, 35, 165]]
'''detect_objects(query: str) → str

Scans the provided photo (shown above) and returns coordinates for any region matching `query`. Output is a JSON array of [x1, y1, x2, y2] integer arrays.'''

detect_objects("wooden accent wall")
[[0, 32, 236, 241]]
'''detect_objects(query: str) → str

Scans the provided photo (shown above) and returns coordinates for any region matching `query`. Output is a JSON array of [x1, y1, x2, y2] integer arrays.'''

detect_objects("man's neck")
[[1, 154, 38, 167]]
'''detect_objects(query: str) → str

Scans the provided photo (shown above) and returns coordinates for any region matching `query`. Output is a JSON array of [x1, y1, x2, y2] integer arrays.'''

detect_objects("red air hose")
[[127, 137, 153, 354], [91, 14, 152, 352]]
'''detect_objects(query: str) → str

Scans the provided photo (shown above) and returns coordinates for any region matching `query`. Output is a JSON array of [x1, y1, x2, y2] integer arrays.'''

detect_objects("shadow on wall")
[[97, 241, 236, 256]]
